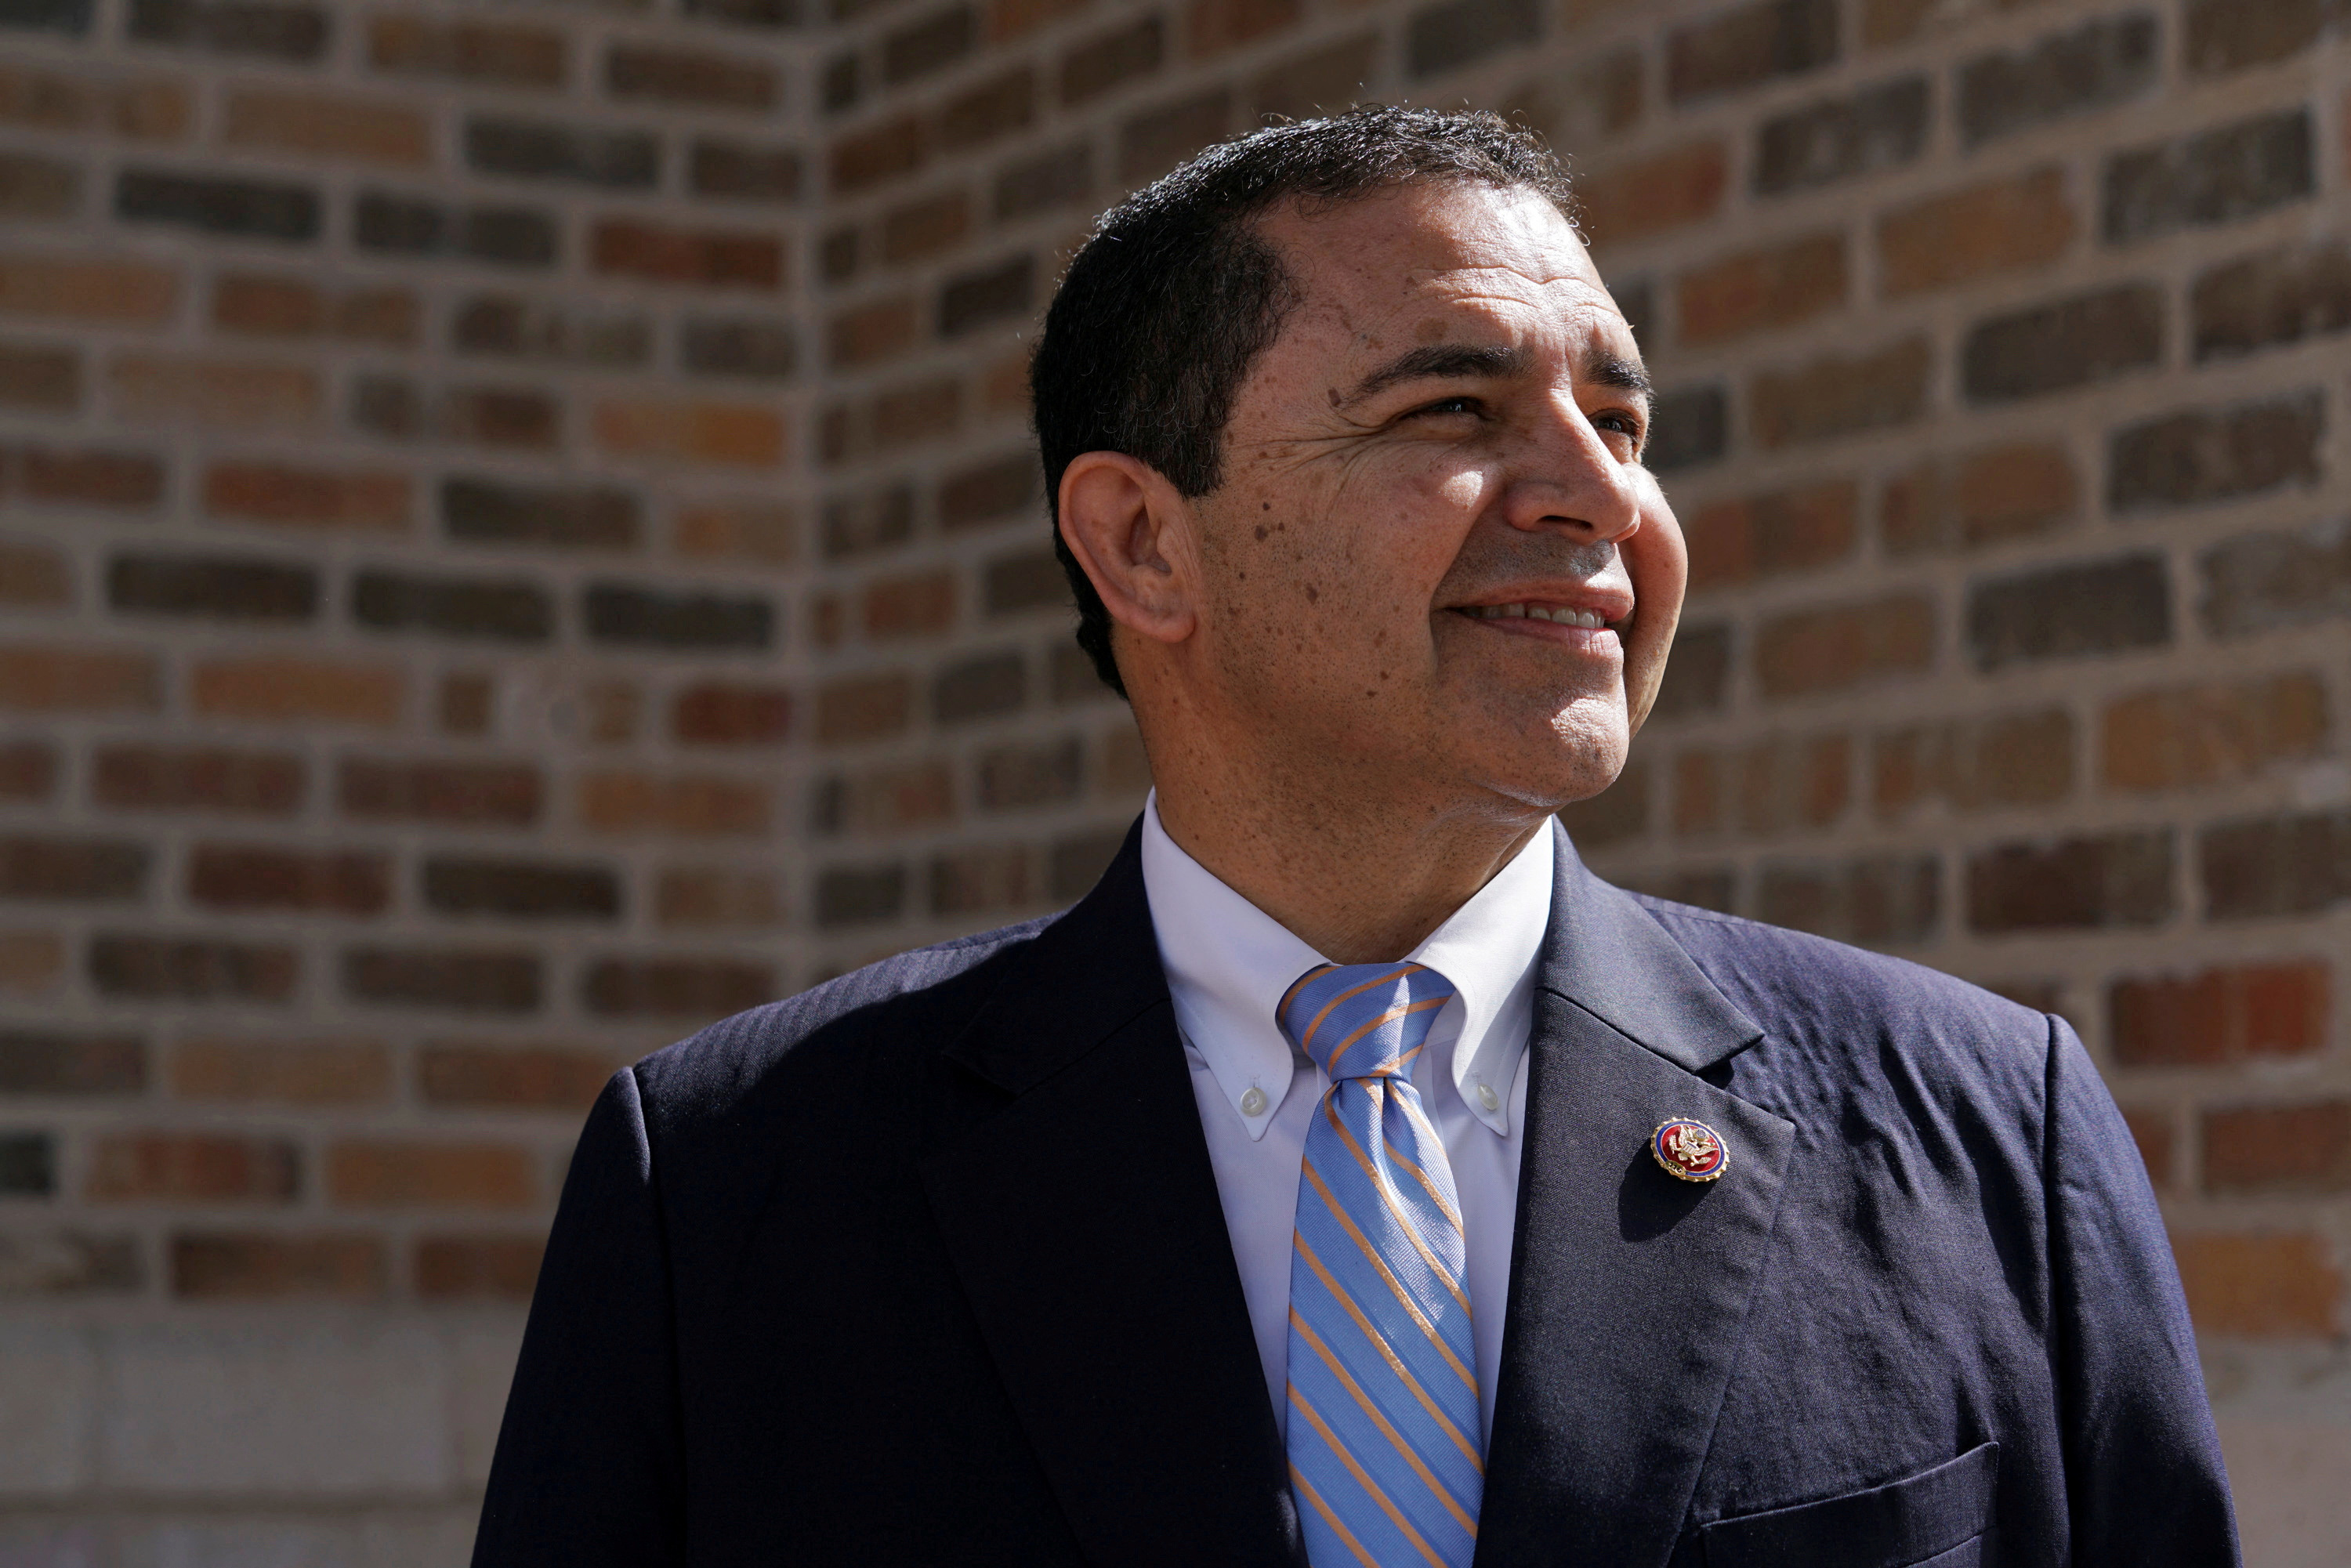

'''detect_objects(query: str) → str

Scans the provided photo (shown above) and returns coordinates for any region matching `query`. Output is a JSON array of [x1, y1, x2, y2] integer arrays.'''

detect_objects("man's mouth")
[[1458, 602, 1618, 631]]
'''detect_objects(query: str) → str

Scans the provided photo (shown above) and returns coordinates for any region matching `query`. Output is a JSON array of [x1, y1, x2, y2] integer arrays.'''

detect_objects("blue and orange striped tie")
[[1279, 961, 1481, 1568]]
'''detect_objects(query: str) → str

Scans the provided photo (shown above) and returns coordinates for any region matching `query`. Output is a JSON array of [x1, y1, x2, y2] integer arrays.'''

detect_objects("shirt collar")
[[1139, 793, 1554, 1142]]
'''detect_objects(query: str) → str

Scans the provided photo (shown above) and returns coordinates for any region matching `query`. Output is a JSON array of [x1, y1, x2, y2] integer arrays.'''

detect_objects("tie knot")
[[1277, 961, 1458, 1081]]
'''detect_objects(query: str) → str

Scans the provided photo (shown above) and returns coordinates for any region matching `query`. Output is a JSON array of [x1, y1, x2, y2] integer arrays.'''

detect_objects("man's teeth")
[[1469, 603, 1610, 629]]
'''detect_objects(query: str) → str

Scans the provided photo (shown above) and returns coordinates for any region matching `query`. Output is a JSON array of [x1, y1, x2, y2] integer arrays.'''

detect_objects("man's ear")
[[1056, 451, 1199, 647]]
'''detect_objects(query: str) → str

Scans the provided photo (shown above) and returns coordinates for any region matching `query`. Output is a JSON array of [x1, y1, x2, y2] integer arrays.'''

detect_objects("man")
[[474, 109, 2237, 1566]]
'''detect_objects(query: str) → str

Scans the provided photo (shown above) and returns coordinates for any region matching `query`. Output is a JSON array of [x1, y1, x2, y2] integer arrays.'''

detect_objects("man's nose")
[[1497, 393, 1644, 544]]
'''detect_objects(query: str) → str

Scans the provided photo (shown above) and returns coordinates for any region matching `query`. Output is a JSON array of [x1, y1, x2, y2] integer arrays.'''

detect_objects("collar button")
[[1239, 1085, 1268, 1117], [1475, 1082, 1500, 1112]]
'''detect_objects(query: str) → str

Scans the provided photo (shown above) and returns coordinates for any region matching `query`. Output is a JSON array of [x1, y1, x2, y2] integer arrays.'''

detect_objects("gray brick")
[[2200, 519, 2351, 639], [89, 934, 298, 1001], [0, 1030, 144, 1095], [2103, 110, 2314, 246], [465, 118, 658, 189], [984, 549, 1067, 616], [107, 554, 316, 621], [1968, 552, 2170, 671], [2108, 389, 2324, 516], [1958, 13, 2158, 149], [940, 255, 1032, 338], [1645, 385, 1728, 473], [822, 52, 860, 114], [422, 857, 621, 920], [1967, 831, 2174, 931], [442, 476, 641, 550], [690, 140, 801, 203], [343, 947, 541, 1012], [977, 737, 1081, 811], [934, 649, 1026, 723], [583, 958, 773, 1018], [1753, 76, 1928, 196], [815, 862, 904, 928], [2201, 809, 2351, 919], [821, 484, 914, 559], [0, 151, 79, 219], [1962, 284, 2163, 404], [0, 1132, 53, 1197], [2193, 239, 2351, 362], [451, 299, 650, 367], [116, 168, 319, 242], [1757, 855, 1940, 947], [1407, 0, 1541, 81], [882, 4, 972, 85], [679, 317, 797, 379], [940, 452, 1039, 528], [584, 584, 773, 650], [0, 0, 90, 32], [352, 568, 553, 643], [1665, 0, 1835, 104], [2185, 0, 2347, 77], [128, 0, 323, 57], [683, 0, 799, 24], [1060, 16, 1162, 106], [1049, 827, 1126, 901], [1650, 621, 1730, 719]]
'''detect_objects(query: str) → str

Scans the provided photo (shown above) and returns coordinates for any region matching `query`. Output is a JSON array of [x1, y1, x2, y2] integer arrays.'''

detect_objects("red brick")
[[862, 569, 957, 639], [817, 671, 913, 744], [1187, 0, 1299, 57], [672, 683, 792, 745], [173, 1233, 383, 1298], [187, 845, 390, 915], [578, 771, 770, 836], [368, 14, 565, 88], [2111, 961, 2329, 1067], [171, 1037, 392, 1104], [204, 461, 411, 531], [1118, 88, 1230, 183], [328, 1139, 536, 1208], [223, 87, 430, 166], [2101, 673, 2326, 794], [415, 1234, 544, 1299], [592, 400, 784, 467], [210, 274, 320, 335], [1676, 231, 1846, 347], [89, 934, 299, 1002], [607, 42, 775, 110], [931, 842, 1033, 917], [1683, 479, 1856, 592], [0, 340, 75, 412], [1578, 139, 1727, 246], [1965, 832, 2174, 933], [672, 498, 795, 563], [2121, 1106, 2175, 1190], [938, 67, 1034, 148], [880, 192, 971, 265], [1755, 593, 1935, 699], [339, 757, 540, 825], [0, 929, 63, 996], [1060, 14, 1162, 104], [110, 357, 319, 429], [1751, 337, 1931, 449], [343, 947, 541, 1013], [654, 866, 785, 929], [821, 759, 955, 836], [1672, 736, 1849, 838], [828, 295, 918, 368], [2174, 1232, 2341, 1337], [0, 541, 68, 606], [416, 1042, 618, 1110], [582, 956, 773, 1019], [9, 445, 165, 509], [591, 221, 783, 290], [0, 836, 148, 902], [829, 113, 926, 195], [0, 741, 53, 802], [0, 254, 177, 325], [88, 1132, 299, 1203], [1871, 711, 2074, 820], [1249, 31, 1379, 121], [990, 0, 1089, 42], [2204, 1101, 2351, 1193], [192, 656, 402, 726], [1880, 442, 2077, 556], [0, 646, 159, 713], [1878, 168, 2075, 298]]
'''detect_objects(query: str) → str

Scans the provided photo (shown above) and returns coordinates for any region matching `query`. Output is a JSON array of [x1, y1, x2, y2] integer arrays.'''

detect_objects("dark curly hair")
[[1030, 105, 1576, 697]]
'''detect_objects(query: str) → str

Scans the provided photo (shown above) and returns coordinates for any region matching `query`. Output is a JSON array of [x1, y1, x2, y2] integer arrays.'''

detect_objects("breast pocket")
[[1698, 1442, 1999, 1568]]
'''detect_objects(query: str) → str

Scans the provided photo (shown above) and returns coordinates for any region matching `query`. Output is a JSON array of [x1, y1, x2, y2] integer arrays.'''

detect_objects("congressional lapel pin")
[[1651, 1117, 1729, 1182]]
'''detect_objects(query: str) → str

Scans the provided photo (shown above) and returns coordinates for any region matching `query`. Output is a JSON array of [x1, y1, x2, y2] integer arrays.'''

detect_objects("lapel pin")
[[1652, 1117, 1728, 1182]]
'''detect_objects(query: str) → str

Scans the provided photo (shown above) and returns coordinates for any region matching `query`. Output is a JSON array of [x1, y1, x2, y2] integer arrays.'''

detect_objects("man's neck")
[[1150, 767, 1549, 965]]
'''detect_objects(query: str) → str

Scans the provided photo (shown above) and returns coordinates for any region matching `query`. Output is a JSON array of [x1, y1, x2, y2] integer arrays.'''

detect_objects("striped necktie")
[[1279, 961, 1482, 1568]]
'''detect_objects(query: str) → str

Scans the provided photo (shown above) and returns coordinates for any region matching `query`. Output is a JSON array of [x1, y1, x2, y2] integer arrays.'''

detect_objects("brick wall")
[[0, 0, 2344, 1559]]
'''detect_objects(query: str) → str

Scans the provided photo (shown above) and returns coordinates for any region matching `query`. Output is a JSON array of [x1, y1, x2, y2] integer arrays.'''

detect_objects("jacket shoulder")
[[627, 912, 1059, 1127], [1626, 893, 2055, 1078]]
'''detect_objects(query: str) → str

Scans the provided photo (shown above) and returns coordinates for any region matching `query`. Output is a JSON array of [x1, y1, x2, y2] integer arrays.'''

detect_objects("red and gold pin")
[[1651, 1117, 1728, 1182]]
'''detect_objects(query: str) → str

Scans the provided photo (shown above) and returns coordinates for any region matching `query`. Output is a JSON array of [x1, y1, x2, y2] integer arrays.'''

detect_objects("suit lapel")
[[919, 823, 1305, 1567], [1476, 837, 1796, 1568]]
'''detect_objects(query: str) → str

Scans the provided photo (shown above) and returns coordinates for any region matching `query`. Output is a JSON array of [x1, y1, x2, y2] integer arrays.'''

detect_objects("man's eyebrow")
[[1585, 353, 1653, 403], [1340, 342, 1532, 407]]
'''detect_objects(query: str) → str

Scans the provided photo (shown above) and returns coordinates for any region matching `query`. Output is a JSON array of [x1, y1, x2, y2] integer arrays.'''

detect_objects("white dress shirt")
[[1139, 794, 1554, 1445]]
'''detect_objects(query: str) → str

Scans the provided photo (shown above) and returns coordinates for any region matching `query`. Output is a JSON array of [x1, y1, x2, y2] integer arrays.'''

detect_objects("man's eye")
[[1409, 396, 1480, 418], [1593, 411, 1644, 440]]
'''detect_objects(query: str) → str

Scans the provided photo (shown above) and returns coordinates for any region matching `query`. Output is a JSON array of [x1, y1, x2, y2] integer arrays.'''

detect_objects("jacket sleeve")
[[473, 1066, 686, 1567], [2045, 1013, 2241, 1565]]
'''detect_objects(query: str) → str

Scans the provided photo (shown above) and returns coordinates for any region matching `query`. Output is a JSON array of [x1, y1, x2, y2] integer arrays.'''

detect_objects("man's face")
[[1183, 179, 1684, 818]]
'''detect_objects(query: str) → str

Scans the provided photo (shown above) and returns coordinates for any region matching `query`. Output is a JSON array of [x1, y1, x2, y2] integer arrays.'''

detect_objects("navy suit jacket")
[[473, 822, 2238, 1566]]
